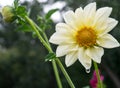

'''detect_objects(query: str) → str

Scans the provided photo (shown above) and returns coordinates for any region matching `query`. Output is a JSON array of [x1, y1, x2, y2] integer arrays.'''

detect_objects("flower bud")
[[1, 6, 15, 22]]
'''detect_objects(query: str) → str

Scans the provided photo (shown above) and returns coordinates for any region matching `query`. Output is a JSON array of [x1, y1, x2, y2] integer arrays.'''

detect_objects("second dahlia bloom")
[[49, 2, 120, 69]]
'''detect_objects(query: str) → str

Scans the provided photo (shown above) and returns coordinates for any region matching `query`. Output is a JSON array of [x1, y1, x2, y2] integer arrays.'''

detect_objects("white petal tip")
[[49, 33, 59, 44], [95, 59, 101, 64], [115, 20, 118, 25], [116, 43, 120, 47], [49, 38, 53, 43], [49, 38, 51, 42], [92, 58, 102, 64], [65, 60, 73, 67], [107, 40, 120, 48], [85, 2, 96, 7], [91, 2, 96, 5], [84, 64, 92, 70], [66, 63, 71, 67], [56, 54, 61, 57], [105, 7, 112, 11]]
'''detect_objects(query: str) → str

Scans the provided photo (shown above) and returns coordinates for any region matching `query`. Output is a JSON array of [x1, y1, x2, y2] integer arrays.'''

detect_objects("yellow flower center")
[[75, 27, 97, 47]]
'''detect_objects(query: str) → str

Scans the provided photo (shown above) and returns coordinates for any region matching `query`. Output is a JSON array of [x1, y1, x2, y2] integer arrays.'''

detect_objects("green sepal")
[[16, 6, 27, 17]]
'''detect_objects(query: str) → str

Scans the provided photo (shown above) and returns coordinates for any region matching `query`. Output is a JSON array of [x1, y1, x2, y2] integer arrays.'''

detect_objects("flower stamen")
[[75, 27, 97, 47]]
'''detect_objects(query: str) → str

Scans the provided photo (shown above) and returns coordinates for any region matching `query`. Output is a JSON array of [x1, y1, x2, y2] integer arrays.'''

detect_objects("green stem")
[[25, 16, 62, 88], [93, 61, 103, 88], [52, 60, 62, 88], [36, 24, 75, 88], [56, 59, 75, 88], [37, 26, 75, 88], [35, 24, 51, 47], [25, 16, 75, 88], [25, 16, 52, 52]]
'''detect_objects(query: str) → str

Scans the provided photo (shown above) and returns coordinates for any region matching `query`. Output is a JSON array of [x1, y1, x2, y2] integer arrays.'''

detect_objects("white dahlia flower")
[[49, 2, 120, 69]]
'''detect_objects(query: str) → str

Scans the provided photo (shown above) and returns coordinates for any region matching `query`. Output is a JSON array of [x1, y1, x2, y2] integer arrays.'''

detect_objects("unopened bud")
[[1, 6, 15, 22]]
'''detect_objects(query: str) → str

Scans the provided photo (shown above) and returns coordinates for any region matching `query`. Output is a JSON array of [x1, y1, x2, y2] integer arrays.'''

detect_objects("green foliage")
[[45, 9, 58, 20], [37, 16, 53, 31], [14, 6, 27, 24], [36, 9, 58, 32], [16, 6, 27, 17], [12, 0, 27, 24], [45, 53, 56, 62], [16, 24, 32, 32], [37, 9, 57, 32], [14, 0, 19, 9]]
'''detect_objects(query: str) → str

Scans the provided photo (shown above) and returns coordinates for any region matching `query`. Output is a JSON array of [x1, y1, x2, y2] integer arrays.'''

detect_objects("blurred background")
[[0, 0, 120, 88]]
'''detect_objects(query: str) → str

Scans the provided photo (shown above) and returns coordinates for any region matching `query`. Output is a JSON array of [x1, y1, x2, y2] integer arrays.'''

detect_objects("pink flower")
[[90, 70, 104, 88]]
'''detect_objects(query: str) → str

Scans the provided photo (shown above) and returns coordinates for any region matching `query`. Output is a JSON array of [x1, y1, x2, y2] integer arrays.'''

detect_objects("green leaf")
[[45, 9, 58, 19], [14, 0, 19, 9], [16, 6, 27, 17], [16, 16, 25, 24], [37, 15, 43, 21], [16, 24, 32, 32], [45, 53, 56, 62]]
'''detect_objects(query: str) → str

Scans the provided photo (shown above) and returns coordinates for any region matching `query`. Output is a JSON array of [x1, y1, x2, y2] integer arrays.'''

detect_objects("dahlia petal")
[[95, 7, 112, 20], [94, 7, 112, 33], [56, 44, 78, 57], [78, 48, 92, 69], [86, 46, 104, 63], [97, 18, 118, 36], [75, 7, 83, 18], [75, 7, 84, 26], [97, 34, 120, 48], [55, 23, 74, 33], [84, 2, 96, 25], [94, 7, 112, 28], [49, 32, 74, 45], [84, 2, 96, 15], [65, 51, 78, 67], [63, 10, 78, 30], [94, 21, 107, 33], [105, 18, 118, 33]]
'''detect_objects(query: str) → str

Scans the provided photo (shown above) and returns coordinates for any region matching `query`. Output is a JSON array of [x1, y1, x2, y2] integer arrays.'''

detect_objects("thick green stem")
[[52, 60, 62, 88], [40, 29, 75, 88], [33, 23, 51, 47], [25, 16, 52, 52], [36, 26, 75, 88], [56, 59, 75, 88], [93, 61, 103, 88], [25, 15, 75, 88], [25, 16, 62, 88]]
